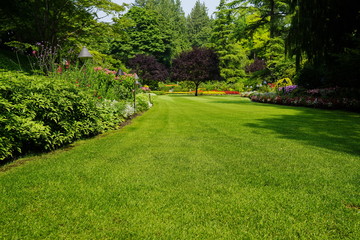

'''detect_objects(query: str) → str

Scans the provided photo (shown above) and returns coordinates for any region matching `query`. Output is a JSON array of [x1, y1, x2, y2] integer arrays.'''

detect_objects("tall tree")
[[228, 0, 290, 38], [210, 0, 248, 83], [187, 0, 212, 47], [0, 0, 124, 49], [134, 0, 190, 57], [111, 6, 172, 65], [127, 54, 169, 89], [171, 47, 221, 96], [220, 0, 295, 84], [286, 0, 360, 88]]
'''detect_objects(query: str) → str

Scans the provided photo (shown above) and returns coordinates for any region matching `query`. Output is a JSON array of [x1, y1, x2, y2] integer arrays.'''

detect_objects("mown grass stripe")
[[0, 95, 359, 239]]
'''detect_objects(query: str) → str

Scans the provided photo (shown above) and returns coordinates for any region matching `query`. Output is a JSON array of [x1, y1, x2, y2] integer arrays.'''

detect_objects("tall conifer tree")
[[187, 0, 212, 47]]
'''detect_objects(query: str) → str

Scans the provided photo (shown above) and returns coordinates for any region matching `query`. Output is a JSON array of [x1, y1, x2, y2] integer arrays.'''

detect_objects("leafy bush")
[[150, 91, 166, 95], [135, 93, 153, 112], [53, 64, 135, 101], [274, 78, 293, 89], [0, 70, 125, 161]]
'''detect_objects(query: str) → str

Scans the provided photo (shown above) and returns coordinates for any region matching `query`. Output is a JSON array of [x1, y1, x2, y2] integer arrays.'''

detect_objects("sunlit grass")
[[1, 95, 359, 239]]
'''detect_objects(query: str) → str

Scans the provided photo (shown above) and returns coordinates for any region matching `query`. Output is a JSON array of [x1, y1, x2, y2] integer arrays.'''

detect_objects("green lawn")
[[1, 95, 359, 239]]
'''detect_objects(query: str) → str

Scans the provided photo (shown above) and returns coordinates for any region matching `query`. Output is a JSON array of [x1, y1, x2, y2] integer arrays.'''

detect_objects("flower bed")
[[168, 90, 240, 95], [250, 87, 360, 112]]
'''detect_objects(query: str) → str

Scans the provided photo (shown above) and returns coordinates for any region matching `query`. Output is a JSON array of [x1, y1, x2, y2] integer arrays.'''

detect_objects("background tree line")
[[1, 0, 359, 90]]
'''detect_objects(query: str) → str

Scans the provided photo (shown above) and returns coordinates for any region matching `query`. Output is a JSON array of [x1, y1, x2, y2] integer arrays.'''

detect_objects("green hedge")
[[0, 70, 125, 161]]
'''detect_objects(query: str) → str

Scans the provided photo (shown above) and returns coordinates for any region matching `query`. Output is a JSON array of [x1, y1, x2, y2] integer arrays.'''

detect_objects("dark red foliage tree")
[[127, 54, 169, 89], [171, 47, 221, 96]]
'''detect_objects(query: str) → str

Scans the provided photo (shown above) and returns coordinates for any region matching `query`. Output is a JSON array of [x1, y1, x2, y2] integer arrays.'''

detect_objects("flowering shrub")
[[224, 91, 240, 95], [267, 83, 276, 88], [54, 64, 136, 101], [278, 85, 298, 94], [0, 70, 126, 161], [167, 90, 240, 95], [240, 91, 258, 97], [306, 87, 338, 97], [250, 90, 360, 112], [141, 85, 151, 92], [0, 63, 155, 161]]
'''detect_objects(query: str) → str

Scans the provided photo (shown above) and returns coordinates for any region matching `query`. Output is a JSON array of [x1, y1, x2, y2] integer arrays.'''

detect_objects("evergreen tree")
[[287, 0, 360, 88], [111, 6, 172, 65], [134, 0, 190, 57], [187, 0, 212, 47], [228, 0, 290, 38], [224, 0, 295, 83], [210, 0, 248, 83]]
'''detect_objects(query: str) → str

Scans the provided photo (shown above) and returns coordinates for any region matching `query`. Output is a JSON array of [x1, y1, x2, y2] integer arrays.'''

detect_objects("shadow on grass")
[[246, 106, 360, 156]]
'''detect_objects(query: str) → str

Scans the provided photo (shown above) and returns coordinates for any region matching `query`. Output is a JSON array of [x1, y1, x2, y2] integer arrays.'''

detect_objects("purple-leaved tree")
[[128, 54, 169, 89], [171, 47, 221, 96]]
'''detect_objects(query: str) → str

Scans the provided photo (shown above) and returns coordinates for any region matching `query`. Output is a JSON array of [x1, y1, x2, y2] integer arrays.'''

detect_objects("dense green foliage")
[[0, 0, 123, 50], [210, 0, 248, 84], [286, 0, 360, 88], [111, 6, 172, 65], [187, 0, 212, 47], [1, 95, 359, 238], [0, 70, 115, 161], [1, 0, 358, 89], [0, 63, 153, 161]]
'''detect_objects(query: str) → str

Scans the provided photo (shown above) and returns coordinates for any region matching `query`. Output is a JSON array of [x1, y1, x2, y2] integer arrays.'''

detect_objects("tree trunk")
[[195, 83, 200, 96], [269, 0, 276, 38]]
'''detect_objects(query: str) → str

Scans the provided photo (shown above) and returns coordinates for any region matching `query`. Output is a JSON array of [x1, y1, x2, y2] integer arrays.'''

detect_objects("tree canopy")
[[111, 6, 172, 65], [187, 0, 212, 47], [127, 54, 169, 89], [0, 0, 123, 48], [0, 0, 359, 90], [171, 47, 221, 96], [286, 0, 360, 88]]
